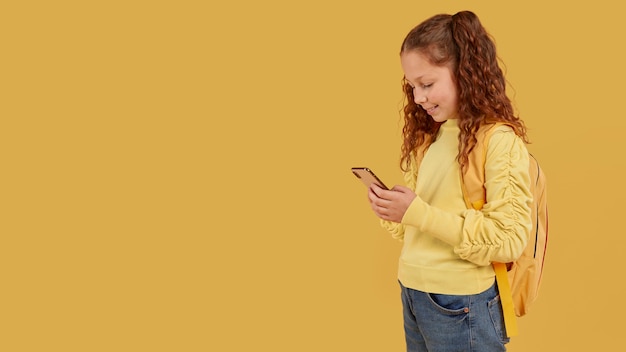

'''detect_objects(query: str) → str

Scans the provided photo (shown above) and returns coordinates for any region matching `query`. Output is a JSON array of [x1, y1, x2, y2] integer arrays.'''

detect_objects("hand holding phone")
[[352, 167, 417, 222]]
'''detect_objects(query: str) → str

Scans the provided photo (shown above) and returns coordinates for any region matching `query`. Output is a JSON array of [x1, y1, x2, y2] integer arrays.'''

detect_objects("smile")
[[424, 105, 438, 114]]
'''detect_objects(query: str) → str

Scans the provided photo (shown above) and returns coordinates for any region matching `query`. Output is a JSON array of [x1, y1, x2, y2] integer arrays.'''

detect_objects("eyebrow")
[[405, 75, 430, 83]]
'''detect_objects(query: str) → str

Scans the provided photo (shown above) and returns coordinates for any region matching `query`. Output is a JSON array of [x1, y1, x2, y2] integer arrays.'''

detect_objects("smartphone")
[[351, 167, 389, 190]]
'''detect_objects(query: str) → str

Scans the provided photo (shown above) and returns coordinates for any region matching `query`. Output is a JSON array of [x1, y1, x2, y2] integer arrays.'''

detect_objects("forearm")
[[400, 197, 530, 266]]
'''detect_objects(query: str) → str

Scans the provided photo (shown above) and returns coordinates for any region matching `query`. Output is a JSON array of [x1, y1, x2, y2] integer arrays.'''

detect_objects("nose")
[[414, 94, 427, 104]]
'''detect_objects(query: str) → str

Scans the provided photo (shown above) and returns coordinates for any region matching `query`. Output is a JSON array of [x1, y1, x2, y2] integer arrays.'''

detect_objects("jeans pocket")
[[487, 295, 510, 344], [426, 293, 469, 315]]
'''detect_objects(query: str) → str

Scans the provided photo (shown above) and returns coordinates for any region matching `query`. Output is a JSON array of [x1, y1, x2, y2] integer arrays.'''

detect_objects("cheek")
[[443, 84, 459, 106], [429, 89, 445, 104]]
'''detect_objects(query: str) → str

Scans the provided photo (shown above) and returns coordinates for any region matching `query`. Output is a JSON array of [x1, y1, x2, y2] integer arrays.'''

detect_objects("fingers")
[[370, 184, 394, 200], [368, 184, 416, 223], [391, 185, 411, 193], [369, 186, 394, 219], [371, 200, 390, 219], [369, 187, 388, 206], [371, 199, 395, 221]]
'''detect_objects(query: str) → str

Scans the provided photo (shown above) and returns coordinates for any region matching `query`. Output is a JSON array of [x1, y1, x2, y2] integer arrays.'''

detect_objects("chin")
[[430, 115, 449, 123]]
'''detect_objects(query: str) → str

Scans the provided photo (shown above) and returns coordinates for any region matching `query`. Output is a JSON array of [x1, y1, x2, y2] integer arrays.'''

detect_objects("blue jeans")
[[399, 280, 509, 352]]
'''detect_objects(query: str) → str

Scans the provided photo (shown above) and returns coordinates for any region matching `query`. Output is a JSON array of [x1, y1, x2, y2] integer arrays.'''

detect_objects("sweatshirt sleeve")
[[380, 219, 405, 241], [400, 128, 532, 266]]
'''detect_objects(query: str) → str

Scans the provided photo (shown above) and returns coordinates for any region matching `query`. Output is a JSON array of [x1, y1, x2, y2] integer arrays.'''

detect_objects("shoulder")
[[477, 122, 513, 138], [487, 125, 523, 146], [480, 123, 522, 149], [492, 123, 514, 134], [483, 124, 528, 166]]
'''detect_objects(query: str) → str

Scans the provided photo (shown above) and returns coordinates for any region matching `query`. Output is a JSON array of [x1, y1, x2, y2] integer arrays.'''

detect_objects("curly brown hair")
[[399, 11, 529, 172]]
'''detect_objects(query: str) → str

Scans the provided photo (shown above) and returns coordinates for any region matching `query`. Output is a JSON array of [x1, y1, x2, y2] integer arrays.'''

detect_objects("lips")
[[423, 105, 438, 115]]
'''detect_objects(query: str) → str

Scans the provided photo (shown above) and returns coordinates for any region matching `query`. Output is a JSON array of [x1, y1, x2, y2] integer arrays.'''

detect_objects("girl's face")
[[400, 50, 459, 122]]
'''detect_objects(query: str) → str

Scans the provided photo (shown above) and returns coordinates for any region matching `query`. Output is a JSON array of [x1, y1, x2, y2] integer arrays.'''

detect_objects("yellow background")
[[2, 1, 624, 351]]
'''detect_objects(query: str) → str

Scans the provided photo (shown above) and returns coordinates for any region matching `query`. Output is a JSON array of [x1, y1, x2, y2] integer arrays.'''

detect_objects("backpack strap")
[[494, 262, 518, 337], [462, 122, 519, 338], [460, 123, 499, 209]]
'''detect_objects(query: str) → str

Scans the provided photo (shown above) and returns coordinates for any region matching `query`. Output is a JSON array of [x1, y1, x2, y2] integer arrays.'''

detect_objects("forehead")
[[400, 51, 452, 82]]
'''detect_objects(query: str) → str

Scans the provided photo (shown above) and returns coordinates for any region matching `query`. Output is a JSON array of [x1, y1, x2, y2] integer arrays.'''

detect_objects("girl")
[[368, 11, 532, 352]]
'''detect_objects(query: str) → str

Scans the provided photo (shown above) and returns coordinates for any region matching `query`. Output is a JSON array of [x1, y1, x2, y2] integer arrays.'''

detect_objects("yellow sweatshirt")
[[382, 119, 532, 295]]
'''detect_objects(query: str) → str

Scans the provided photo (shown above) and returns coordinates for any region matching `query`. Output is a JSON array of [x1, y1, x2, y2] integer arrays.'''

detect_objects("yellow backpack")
[[461, 123, 548, 337]]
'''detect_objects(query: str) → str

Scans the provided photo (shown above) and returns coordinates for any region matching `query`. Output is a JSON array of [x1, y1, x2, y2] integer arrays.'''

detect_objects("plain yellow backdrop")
[[2, 1, 624, 351]]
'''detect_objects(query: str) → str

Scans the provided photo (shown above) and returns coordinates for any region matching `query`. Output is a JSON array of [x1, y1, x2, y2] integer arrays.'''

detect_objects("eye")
[[421, 83, 433, 89]]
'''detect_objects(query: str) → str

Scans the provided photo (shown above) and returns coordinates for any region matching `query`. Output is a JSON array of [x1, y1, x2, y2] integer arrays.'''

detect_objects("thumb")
[[391, 185, 412, 193]]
